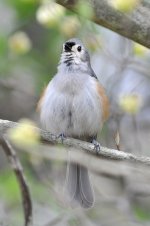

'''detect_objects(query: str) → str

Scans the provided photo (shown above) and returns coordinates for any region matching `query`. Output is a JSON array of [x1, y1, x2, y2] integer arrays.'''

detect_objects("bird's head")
[[59, 38, 91, 71]]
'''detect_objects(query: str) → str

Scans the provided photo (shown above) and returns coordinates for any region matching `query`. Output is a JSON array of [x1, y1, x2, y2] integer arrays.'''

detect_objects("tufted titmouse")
[[38, 38, 109, 208]]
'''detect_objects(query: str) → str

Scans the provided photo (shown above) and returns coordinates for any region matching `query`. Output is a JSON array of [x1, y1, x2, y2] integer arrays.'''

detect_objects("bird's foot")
[[91, 138, 101, 154], [57, 133, 66, 144]]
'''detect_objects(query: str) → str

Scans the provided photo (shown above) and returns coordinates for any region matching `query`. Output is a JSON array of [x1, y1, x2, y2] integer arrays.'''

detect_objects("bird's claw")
[[92, 139, 101, 154], [57, 133, 66, 144]]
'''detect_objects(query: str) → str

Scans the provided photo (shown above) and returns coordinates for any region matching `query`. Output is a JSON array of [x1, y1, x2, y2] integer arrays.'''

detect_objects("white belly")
[[40, 74, 103, 137]]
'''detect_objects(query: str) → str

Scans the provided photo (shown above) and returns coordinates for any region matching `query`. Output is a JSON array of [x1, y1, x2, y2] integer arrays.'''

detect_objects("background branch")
[[9, 143, 150, 200], [0, 134, 32, 226], [56, 0, 150, 48]]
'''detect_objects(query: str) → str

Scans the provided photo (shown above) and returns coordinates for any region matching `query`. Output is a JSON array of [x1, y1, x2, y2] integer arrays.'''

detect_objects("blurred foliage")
[[134, 206, 150, 221], [0, 171, 21, 204], [109, 0, 139, 12], [0, 170, 24, 225], [76, 0, 94, 19], [119, 94, 142, 114], [8, 118, 40, 149], [133, 43, 149, 56], [0, 0, 100, 94], [0, 169, 59, 225]]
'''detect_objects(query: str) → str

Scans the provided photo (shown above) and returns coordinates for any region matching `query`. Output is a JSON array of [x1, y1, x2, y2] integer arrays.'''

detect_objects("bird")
[[38, 38, 109, 208]]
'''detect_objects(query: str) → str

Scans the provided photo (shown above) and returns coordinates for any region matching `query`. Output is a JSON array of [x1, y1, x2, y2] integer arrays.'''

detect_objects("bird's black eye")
[[77, 46, 81, 52]]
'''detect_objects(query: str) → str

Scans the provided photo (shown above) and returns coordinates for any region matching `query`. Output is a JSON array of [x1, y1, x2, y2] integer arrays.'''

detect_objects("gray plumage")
[[65, 139, 94, 208], [40, 38, 104, 208]]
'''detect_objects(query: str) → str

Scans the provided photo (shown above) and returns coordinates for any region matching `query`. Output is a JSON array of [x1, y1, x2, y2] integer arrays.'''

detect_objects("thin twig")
[[0, 134, 33, 226]]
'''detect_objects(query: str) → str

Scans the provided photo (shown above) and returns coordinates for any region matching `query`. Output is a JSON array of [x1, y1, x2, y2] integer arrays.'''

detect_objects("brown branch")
[[0, 134, 32, 226], [56, 0, 150, 48]]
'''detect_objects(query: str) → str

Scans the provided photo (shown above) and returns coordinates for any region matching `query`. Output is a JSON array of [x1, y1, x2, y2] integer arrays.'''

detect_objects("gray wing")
[[90, 68, 98, 80]]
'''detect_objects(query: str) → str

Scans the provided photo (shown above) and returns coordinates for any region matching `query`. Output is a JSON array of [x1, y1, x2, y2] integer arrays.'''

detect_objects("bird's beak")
[[64, 43, 72, 52]]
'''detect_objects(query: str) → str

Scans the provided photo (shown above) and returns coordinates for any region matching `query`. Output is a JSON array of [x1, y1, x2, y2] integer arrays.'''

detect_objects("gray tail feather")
[[65, 161, 94, 208]]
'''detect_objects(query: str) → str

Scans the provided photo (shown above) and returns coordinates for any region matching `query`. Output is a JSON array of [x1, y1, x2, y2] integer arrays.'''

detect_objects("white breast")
[[40, 71, 103, 137]]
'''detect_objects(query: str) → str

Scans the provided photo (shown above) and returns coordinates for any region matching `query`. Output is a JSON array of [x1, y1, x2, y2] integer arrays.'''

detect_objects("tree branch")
[[0, 134, 32, 226], [56, 0, 150, 48], [1, 119, 150, 166]]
